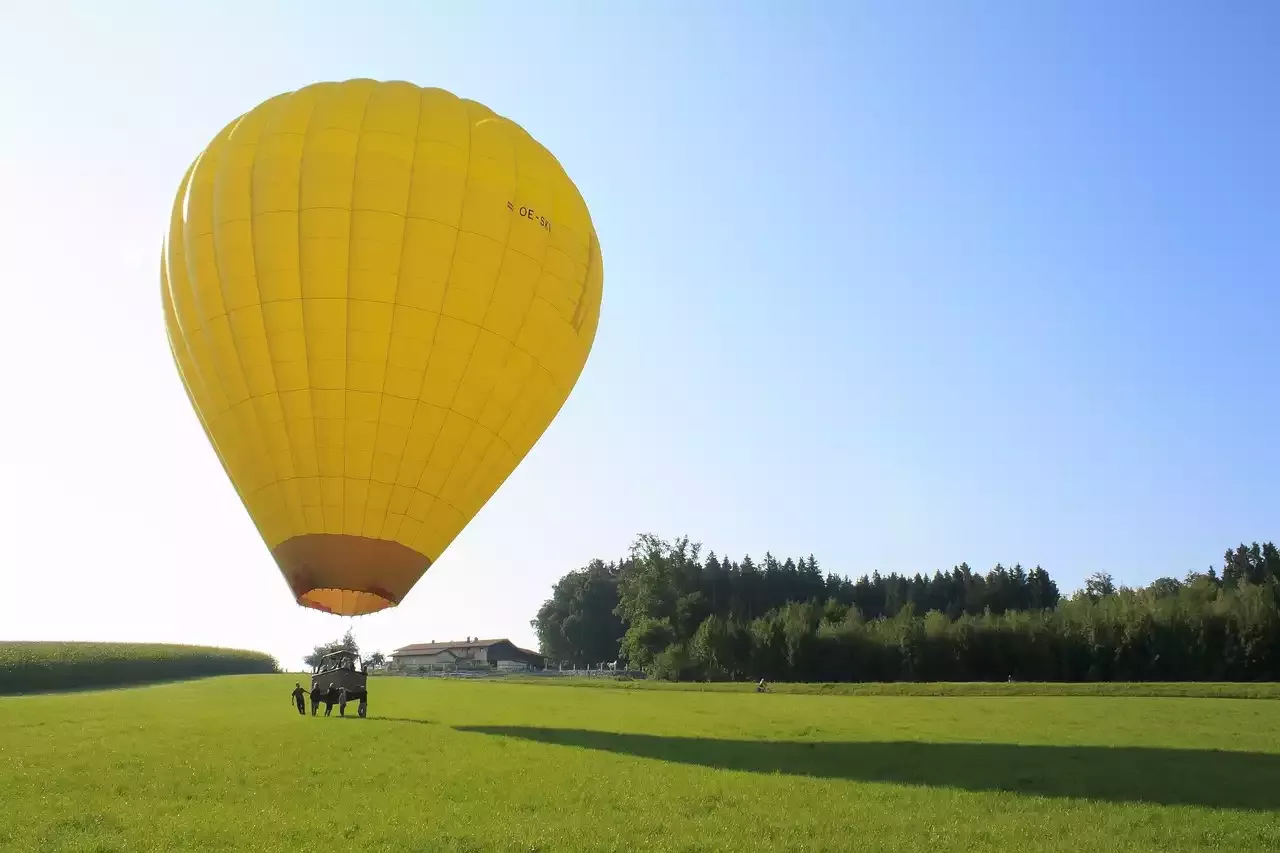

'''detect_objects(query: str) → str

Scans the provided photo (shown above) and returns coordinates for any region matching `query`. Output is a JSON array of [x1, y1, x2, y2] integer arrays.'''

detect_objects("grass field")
[[508, 675, 1280, 699], [3, 676, 1279, 852]]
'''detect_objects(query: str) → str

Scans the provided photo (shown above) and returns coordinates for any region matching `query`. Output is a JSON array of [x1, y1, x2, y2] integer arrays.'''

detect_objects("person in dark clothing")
[[291, 682, 306, 715], [324, 683, 337, 716], [309, 684, 323, 716]]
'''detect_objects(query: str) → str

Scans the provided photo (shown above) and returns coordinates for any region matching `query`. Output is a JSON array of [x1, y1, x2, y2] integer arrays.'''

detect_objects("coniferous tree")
[[529, 535, 1280, 683]]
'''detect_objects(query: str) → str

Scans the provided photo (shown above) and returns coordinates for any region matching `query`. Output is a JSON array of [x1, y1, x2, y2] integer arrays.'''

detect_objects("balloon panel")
[[162, 80, 603, 615]]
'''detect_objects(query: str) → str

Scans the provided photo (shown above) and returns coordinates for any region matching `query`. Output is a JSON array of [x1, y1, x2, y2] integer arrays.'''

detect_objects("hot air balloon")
[[161, 79, 603, 616]]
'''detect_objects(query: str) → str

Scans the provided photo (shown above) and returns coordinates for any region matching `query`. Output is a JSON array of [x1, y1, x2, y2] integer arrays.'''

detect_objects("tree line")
[[532, 535, 1280, 682]]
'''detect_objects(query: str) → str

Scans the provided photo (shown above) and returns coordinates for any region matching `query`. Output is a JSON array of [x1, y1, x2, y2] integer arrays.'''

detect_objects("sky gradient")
[[1, 2, 1276, 669]]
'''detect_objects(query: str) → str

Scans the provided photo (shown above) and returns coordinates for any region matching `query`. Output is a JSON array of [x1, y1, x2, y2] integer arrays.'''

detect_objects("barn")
[[389, 638, 545, 672]]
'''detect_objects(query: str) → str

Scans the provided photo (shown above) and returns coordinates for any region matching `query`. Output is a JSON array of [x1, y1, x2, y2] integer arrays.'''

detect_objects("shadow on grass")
[[455, 726, 1280, 811]]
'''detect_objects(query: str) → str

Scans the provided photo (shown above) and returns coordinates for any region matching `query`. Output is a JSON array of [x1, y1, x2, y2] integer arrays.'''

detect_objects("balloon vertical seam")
[[246, 95, 308, 544], [235, 104, 295, 546], [294, 88, 324, 545], [208, 115, 287, 540], [167, 164, 235, 486], [191, 131, 275, 544], [247, 94, 304, 545], [374, 87, 427, 542], [340, 85, 377, 540], [447, 126, 561, 512], [163, 170, 217, 439], [392, 95, 475, 556], [425, 113, 526, 519]]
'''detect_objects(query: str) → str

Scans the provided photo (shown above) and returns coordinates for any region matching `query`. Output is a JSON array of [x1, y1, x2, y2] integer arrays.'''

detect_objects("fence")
[[379, 663, 646, 681]]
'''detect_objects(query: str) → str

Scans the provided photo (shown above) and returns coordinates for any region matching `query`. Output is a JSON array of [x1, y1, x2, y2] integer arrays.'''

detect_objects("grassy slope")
[[3, 676, 1279, 852], [0, 642, 278, 694]]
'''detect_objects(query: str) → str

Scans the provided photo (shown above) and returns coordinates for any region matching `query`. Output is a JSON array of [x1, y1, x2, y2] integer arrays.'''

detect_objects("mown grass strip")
[[493, 675, 1280, 699]]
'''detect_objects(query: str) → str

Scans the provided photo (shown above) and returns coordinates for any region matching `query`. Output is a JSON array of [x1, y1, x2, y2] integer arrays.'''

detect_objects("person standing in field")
[[290, 682, 306, 715], [338, 686, 349, 717], [324, 683, 337, 716]]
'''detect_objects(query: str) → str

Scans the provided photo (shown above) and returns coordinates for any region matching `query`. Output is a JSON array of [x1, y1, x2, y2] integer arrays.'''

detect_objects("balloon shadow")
[[455, 726, 1280, 811]]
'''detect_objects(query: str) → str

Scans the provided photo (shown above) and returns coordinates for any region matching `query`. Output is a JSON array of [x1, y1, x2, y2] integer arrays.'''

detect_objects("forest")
[[531, 535, 1280, 682]]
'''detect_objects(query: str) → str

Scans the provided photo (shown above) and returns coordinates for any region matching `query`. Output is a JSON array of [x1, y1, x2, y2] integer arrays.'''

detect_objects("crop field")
[[0, 642, 279, 694], [3, 676, 1279, 852]]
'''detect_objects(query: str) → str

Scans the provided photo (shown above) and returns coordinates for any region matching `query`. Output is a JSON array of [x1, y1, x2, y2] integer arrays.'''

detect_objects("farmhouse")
[[389, 638, 545, 671]]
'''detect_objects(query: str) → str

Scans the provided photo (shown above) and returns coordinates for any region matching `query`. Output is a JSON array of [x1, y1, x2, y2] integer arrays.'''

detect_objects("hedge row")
[[0, 642, 279, 694]]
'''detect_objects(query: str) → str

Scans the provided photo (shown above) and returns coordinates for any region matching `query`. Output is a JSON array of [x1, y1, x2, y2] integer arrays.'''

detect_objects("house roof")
[[390, 638, 543, 659]]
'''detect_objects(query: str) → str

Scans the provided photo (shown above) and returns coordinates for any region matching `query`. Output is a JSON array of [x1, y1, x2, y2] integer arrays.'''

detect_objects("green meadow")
[[3, 675, 1279, 852]]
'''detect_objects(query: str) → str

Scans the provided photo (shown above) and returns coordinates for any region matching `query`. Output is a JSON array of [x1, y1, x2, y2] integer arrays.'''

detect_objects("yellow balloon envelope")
[[161, 79, 603, 616]]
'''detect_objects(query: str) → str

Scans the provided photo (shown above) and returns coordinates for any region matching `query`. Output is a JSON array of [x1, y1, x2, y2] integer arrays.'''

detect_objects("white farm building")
[[389, 638, 545, 672]]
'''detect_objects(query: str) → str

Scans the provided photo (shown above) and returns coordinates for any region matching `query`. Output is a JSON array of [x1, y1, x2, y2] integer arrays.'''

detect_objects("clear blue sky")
[[1, 2, 1276, 665]]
